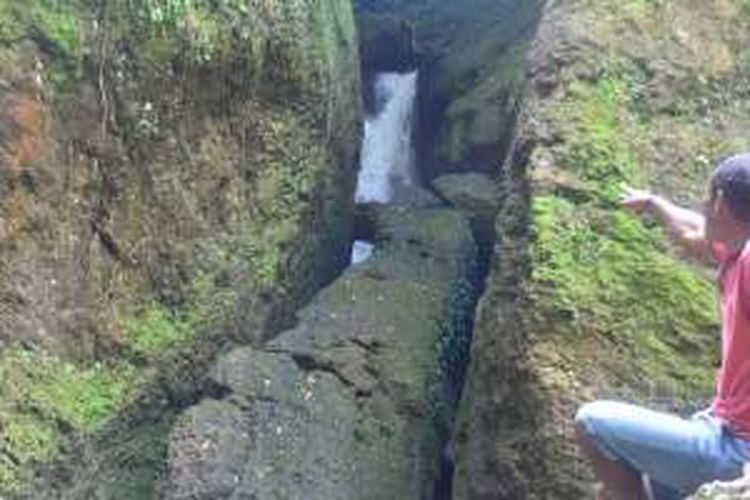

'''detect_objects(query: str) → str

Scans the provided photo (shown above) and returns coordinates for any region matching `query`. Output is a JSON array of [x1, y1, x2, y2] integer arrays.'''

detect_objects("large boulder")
[[164, 201, 479, 499], [432, 173, 501, 220], [432, 173, 501, 256], [165, 349, 358, 499]]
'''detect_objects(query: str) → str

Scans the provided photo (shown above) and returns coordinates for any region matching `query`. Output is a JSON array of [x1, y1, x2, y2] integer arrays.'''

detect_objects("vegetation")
[[527, 53, 729, 403], [124, 305, 192, 356], [0, 1, 83, 53], [0, 348, 137, 492], [556, 73, 647, 202]]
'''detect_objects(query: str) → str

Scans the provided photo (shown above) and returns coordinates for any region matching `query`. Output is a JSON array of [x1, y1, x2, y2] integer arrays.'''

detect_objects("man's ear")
[[714, 190, 727, 217]]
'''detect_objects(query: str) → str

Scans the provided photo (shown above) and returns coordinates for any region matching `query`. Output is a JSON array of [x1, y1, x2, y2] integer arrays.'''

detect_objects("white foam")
[[351, 240, 375, 265]]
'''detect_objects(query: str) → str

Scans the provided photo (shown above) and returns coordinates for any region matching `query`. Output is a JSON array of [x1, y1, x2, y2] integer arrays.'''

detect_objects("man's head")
[[705, 153, 750, 244]]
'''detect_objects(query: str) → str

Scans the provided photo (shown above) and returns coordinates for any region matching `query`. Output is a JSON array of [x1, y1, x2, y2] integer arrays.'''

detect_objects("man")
[[575, 154, 750, 500]]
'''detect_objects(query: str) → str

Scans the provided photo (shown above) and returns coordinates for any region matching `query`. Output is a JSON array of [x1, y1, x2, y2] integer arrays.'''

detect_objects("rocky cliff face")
[[454, 0, 750, 498], [0, 1, 361, 497]]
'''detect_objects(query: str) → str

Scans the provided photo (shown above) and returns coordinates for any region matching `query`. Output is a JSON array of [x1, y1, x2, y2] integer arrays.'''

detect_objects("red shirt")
[[712, 241, 750, 439]]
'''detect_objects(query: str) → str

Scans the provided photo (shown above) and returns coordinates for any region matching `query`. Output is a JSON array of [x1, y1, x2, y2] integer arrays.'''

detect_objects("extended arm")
[[621, 187, 711, 261]]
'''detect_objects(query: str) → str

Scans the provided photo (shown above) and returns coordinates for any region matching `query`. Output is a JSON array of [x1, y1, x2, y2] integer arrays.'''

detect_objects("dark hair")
[[710, 153, 750, 223]]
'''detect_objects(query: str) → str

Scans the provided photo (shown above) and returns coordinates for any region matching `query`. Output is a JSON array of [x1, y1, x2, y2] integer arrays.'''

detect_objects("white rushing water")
[[351, 71, 418, 265], [355, 71, 418, 203]]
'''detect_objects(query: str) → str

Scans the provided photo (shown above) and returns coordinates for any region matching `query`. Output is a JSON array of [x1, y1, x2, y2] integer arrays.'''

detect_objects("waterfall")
[[352, 71, 418, 265]]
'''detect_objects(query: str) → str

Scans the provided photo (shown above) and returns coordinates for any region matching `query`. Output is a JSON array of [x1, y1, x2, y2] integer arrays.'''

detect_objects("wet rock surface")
[[432, 174, 501, 221], [432, 173, 502, 256], [164, 199, 479, 499]]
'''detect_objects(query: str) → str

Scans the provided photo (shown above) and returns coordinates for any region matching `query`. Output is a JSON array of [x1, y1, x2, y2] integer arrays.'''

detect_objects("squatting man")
[[575, 154, 750, 499]]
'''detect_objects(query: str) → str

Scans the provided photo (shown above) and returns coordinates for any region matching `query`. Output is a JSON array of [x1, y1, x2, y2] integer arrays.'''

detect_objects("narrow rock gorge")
[[2, 1, 750, 499], [163, 62, 484, 498]]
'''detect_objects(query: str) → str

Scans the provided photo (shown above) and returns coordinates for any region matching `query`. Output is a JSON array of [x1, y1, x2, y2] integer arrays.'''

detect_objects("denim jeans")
[[576, 400, 750, 499]]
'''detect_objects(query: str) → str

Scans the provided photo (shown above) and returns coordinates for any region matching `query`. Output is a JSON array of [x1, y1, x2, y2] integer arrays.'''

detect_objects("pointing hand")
[[620, 185, 655, 214]]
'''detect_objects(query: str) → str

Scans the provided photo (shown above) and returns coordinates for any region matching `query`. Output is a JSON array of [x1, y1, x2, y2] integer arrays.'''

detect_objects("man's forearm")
[[647, 195, 708, 256], [647, 196, 705, 235]]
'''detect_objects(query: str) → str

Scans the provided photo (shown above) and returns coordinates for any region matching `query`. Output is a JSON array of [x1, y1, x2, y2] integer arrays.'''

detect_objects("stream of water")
[[351, 71, 418, 265]]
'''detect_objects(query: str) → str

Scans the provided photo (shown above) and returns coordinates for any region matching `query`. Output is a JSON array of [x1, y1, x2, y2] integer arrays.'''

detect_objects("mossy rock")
[[164, 199, 479, 499]]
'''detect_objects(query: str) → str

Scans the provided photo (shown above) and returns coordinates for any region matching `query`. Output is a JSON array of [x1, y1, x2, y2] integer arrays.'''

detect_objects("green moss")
[[0, 348, 135, 428], [544, 64, 737, 394], [531, 195, 718, 394], [0, 455, 20, 494], [556, 73, 649, 202], [0, 0, 82, 53], [124, 305, 193, 356], [0, 2, 23, 42], [28, 0, 82, 55], [234, 108, 330, 289], [0, 413, 59, 494], [120, 0, 353, 91], [0, 0, 88, 97], [15, 352, 136, 430], [0, 348, 139, 494], [4, 414, 59, 464]]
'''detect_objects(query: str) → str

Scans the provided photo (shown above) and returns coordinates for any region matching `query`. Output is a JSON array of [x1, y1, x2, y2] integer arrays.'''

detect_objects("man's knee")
[[575, 400, 611, 438]]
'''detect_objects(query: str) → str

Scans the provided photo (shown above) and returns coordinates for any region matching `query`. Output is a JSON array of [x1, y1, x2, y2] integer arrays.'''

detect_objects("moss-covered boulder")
[[432, 174, 501, 219], [164, 199, 479, 499], [0, 0, 361, 497], [454, 0, 750, 498]]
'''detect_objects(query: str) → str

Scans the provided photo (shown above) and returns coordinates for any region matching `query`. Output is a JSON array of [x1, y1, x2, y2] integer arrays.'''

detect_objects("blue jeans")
[[576, 401, 750, 499]]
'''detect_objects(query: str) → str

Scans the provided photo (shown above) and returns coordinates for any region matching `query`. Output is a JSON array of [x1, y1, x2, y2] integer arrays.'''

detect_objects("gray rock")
[[166, 349, 359, 500], [432, 173, 502, 254], [166, 400, 251, 500], [431, 173, 501, 220], [391, 184, 444, 208]]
